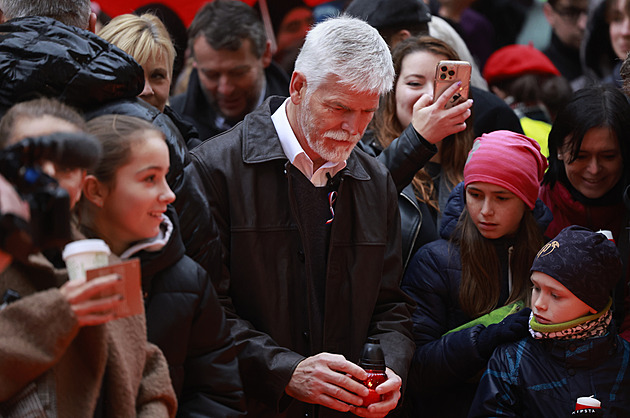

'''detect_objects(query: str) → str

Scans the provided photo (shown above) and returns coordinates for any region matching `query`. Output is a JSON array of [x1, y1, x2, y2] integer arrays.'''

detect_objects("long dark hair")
[[371, 36, 474, 211], [454, 206, 543, 317], [543, 85, 630, 188]]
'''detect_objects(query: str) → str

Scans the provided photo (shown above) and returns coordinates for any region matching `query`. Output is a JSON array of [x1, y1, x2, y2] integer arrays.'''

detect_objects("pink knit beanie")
[[464, 130, 547, 210]]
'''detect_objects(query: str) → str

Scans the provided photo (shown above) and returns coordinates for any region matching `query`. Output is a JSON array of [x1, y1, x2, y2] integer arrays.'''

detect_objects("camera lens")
[[440, 73, 446, 80], [448, 70, 455, 76], [441, 66, 448, 72]]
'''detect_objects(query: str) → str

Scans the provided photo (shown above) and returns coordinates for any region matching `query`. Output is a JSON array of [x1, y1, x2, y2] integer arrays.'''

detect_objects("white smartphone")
[[434, 60, 472, 109]]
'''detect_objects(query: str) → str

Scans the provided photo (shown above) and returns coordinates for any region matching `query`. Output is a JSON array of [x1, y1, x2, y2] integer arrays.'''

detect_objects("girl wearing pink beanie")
[[400, 130, 550, 417]]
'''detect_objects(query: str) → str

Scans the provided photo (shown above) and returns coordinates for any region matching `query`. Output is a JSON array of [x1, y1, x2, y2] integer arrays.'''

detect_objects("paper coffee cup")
[[575, 396, 601, 410], [62, 239, 110, 282]]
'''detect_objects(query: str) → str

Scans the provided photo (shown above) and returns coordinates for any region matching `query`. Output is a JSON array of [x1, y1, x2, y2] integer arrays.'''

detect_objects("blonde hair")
[[98, 13, 176, 79]]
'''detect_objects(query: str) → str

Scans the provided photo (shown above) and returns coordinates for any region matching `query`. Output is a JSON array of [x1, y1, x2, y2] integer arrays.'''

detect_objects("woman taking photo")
[[361, 36, 475, 268]]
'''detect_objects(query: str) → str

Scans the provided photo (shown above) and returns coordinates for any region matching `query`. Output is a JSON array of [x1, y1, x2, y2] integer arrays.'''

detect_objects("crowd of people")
[[1, 0, 630, 416]]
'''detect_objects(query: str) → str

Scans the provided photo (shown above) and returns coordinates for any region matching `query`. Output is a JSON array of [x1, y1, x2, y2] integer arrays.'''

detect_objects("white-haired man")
[[191, 15, 415, 418]]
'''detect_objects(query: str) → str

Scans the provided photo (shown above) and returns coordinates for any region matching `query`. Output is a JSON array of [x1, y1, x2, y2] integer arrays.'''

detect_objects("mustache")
[[323, 130, 361, 143]]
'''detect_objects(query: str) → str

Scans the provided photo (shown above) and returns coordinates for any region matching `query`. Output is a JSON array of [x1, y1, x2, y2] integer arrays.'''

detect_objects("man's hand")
[[349, 367, 402, 418], [285, 353, 369, 412], [411, 81, 473, 144], [59, 273, 123, 327]]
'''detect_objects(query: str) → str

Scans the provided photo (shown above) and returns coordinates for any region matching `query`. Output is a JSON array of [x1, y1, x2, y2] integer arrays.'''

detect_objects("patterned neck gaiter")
[[528, 300, 612, 341]]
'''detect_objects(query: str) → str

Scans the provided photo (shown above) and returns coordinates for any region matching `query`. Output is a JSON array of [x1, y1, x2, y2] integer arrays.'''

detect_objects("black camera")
[[0, 132, 101, 261]]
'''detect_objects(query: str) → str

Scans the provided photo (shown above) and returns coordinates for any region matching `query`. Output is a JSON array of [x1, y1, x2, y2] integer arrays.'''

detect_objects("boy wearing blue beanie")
[[469, 226, 630, 417]]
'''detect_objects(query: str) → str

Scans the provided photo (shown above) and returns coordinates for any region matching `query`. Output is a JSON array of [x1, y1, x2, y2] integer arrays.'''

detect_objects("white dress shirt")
[[271, 99, 346, 187]]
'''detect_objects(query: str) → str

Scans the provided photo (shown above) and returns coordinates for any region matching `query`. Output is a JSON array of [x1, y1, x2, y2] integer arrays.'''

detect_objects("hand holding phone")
[[411, 68, 473, 144], [434, 60, 471, 109]]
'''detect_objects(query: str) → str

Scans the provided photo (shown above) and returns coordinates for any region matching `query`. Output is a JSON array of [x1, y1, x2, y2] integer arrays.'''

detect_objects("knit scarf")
[[528, 299, 612, 340]]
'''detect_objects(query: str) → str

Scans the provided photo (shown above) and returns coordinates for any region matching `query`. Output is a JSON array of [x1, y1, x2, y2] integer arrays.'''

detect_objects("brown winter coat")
[[0, 251, 177, 417]]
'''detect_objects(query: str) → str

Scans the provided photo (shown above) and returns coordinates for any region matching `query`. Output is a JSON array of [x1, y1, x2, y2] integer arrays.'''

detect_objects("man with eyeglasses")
[[543, 0, 589, 87]]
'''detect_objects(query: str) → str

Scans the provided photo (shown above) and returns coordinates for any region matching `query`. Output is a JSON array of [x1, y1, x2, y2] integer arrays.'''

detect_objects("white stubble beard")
[[298, 92, 361, 163]]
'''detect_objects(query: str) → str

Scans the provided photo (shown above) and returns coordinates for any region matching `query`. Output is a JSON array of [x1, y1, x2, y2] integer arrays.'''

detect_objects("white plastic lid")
[[62, 239, 111, 260], [576, 396, 601, 408], [596, 230, 614, 241]]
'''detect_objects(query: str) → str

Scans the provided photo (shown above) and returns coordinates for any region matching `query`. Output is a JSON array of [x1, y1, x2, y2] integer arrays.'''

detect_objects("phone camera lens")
[[441, 66, 448, 72], [448, 70, 455, 76], [440, 73, 446, 80]]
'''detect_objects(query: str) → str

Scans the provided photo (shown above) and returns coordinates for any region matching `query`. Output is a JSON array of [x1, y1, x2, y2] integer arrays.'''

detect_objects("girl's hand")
[[60, 273, 123, 327], [411, 81, 473, 144]]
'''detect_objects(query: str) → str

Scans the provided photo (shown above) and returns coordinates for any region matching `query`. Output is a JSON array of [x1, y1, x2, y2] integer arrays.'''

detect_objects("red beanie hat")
[[483, 44, 560, 85], [464, 130, 547, 210]]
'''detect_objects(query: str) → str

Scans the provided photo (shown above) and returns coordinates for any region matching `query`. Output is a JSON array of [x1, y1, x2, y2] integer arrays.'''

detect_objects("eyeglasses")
[[552, 5, 588, 22]]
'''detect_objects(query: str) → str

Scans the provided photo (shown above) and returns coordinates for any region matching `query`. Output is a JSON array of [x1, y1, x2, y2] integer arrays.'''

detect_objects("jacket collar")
[[542, 332, 618, 368], [241, 96, 371, 182]]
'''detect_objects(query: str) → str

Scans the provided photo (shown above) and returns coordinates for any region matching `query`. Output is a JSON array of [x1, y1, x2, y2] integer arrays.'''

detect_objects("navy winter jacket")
[[469, 333, 630, 417]]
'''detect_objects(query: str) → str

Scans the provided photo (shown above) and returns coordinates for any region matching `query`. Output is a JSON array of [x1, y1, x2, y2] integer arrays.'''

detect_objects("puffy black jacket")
[[0, 16, 142, 111], [470, 333, 630, 417], [81, 207, 245, 416], [400, 182, 552, 417], [0, 16, 221, 276], [190, 96, 415, 417], [126, 208, 245, 417]]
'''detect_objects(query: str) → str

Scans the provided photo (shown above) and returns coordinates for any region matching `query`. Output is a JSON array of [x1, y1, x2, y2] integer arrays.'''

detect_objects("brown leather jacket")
[[190, 96, 415, 417]]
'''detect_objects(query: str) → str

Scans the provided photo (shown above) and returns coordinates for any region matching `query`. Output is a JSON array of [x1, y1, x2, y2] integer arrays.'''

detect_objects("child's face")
[[98, 133, 175, 253], [530, 271, 597, 324], [465, 182, 527, 239]]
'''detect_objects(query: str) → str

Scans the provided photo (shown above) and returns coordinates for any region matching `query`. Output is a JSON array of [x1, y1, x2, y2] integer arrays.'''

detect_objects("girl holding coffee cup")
[[0, 99, 176, 416], [78, 114, 245, 415]]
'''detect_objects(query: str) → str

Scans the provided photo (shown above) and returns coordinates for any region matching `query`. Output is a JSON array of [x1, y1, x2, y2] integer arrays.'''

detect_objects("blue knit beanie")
[[531, 226, 622, 311]]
